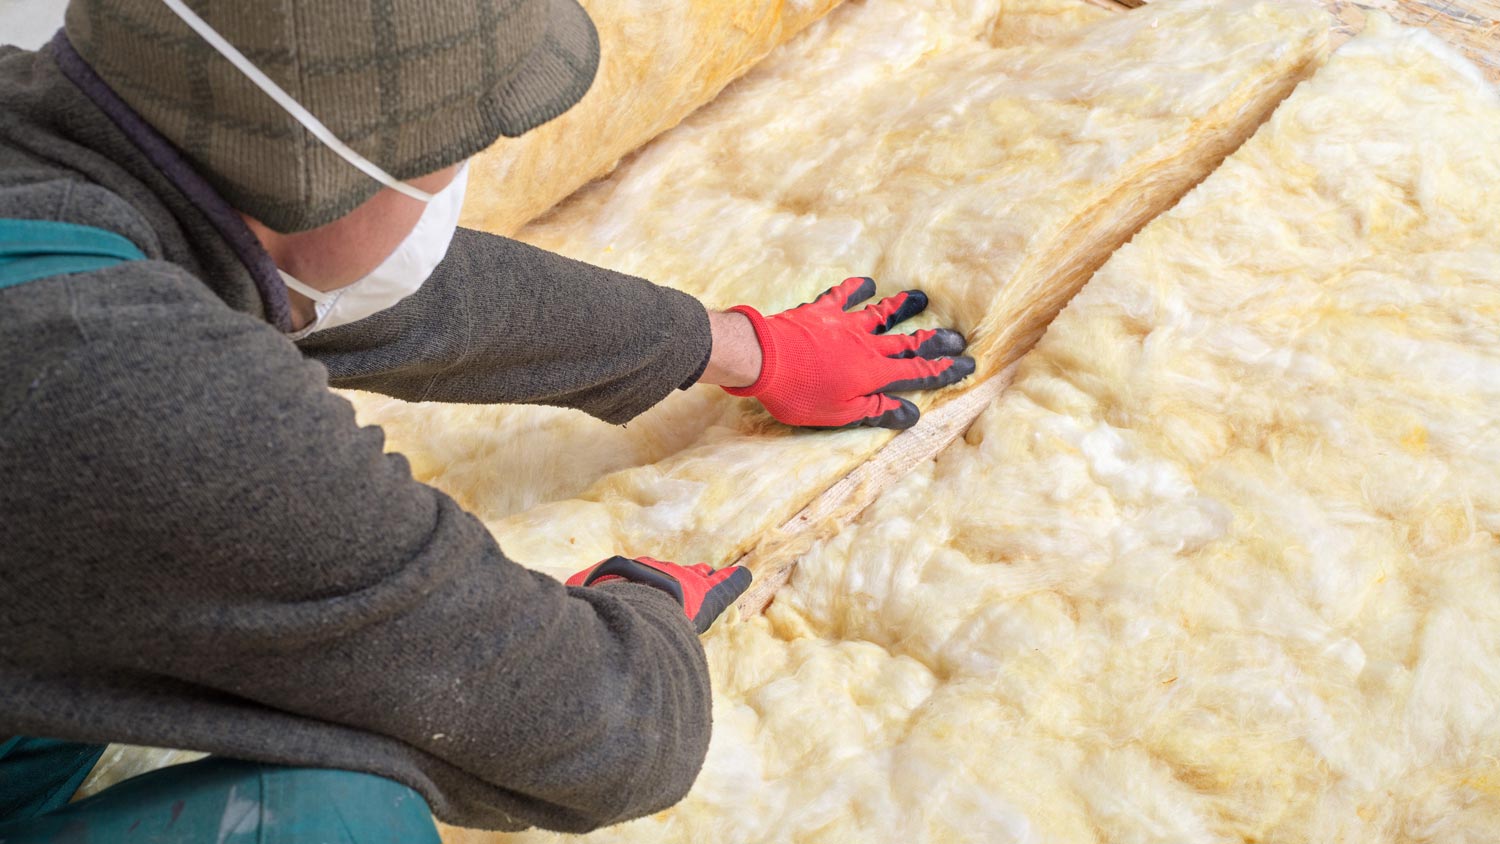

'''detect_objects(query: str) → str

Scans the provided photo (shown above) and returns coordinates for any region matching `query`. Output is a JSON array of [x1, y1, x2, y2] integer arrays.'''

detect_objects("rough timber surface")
[[1327, 0, 1500, 79], [1103, 0, 1500, 80], [732, 365, 1018, 617]]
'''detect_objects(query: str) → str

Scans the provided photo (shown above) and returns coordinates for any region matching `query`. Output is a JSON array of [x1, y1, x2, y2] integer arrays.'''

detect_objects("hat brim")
[[490, 0, 600, 137]]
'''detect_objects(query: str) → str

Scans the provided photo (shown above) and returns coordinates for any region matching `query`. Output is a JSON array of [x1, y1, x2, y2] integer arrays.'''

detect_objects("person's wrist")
[[703, 308, 765, 389]]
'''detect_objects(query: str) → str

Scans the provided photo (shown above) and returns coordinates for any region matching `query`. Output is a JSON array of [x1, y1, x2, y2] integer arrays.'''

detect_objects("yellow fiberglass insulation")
[[458, 0, 845, 237], [351, 0, 1119, 529], [353, 0, 1329, 585], [460, 20, 1500, 843], [77, 0, 1127, 798]]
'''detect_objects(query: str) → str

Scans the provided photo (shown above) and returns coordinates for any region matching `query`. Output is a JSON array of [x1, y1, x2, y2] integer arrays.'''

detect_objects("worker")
[[0, 0, 974, 839]]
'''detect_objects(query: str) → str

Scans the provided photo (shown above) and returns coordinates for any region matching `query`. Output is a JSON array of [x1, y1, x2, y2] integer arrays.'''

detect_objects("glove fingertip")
[[928, 328, 969, 357], [727, 565, 754, 592], [894, 328, 968, 359], [809, 276, 875, 310], [870, 353, 974, 395], [862, 396, 920, 430], [871, 289, 929, 333], [843, 277, 878, 310], [695, 566, 755, 634]]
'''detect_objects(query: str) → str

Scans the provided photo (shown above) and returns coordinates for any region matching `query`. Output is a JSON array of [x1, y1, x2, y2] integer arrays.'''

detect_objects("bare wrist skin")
[[700, 310, 763, 388]]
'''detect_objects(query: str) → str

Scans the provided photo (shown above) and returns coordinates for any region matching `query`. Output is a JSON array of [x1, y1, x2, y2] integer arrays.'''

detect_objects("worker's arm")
[[700, 309, 763, 388], [295, 227, 711, 424], [4, 267, 711, 833]]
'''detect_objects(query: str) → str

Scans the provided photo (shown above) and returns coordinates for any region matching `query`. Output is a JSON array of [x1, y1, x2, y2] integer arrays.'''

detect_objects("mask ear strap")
[[159, 0, 435, 204], [278, 270, 338, 304]]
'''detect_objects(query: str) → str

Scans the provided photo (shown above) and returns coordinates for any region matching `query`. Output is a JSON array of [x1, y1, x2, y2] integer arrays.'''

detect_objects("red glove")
[[725, 277, 974, 429], [566, 556, 752, 634]]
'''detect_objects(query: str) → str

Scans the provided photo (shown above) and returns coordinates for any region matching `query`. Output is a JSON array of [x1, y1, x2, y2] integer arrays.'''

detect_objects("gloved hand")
[[724, 277, 975, 429], [566, 556, 752, 634]]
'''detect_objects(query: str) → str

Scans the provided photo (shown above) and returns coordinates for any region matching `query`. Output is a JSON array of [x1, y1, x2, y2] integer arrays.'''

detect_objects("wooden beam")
[[1120, 0, 1500, 82], [733, 365, 1018, 616], [1332, 1, 1500, 80]]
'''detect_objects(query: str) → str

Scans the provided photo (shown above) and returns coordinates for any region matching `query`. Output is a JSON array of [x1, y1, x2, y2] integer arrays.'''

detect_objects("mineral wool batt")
[[494, 20, 1500, 844], [349, 0, 1118, 529], [458, 0, 846, 237], [457, 0, 1129, 238], [354, 0, 1328, 587], [75, 0, 1118, 800]]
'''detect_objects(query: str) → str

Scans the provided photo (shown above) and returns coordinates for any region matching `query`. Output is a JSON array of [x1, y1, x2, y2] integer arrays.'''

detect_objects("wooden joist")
[[1093, 0, 1500, 81], [733, 365, 1018, 617], [1325, 0, 1500, 81]]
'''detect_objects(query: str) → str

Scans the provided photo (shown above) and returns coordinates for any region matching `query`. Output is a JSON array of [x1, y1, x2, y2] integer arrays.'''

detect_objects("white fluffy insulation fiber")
[[457, 0, 849, 237], [350, 0, 1117, 528], [466, 19, 1500, 844], [351, 0, 1328, 585], [80, 0, 1142, 799]]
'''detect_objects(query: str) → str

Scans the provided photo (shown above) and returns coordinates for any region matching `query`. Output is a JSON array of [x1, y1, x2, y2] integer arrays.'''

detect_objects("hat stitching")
[[91, 1, 294, 65], [286, 0, 312, 224], [371, 0, 401, 172]]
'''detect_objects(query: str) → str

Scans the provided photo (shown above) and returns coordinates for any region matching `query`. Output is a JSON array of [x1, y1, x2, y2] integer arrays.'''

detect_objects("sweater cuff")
[[597, 288, 713, 424], [678, 345, 710, 390]]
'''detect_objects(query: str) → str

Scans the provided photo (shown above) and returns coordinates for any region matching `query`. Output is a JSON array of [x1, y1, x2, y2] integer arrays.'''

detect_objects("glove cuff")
[[721, 304, 779, 398]]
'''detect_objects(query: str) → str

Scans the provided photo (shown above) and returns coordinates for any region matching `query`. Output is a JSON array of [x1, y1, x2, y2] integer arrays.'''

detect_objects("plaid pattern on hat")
[[64, 0, 599, 232]]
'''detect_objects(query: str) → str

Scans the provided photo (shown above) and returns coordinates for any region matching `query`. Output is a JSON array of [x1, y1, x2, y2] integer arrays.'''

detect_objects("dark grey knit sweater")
[[0, 36, 715, 834]]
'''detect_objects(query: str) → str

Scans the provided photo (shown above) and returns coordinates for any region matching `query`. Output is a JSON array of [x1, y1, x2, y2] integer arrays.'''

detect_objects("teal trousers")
[[0, 739, 440, 843]]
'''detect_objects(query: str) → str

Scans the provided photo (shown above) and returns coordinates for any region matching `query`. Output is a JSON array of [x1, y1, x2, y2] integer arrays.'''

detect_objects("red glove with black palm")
[[567, 556, 752, 634], [725, 277, 974, 429]]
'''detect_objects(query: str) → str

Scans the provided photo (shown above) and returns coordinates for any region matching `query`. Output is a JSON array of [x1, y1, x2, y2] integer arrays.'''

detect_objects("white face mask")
[[281, 163, 469, 338], [160, 0, 465, 336]]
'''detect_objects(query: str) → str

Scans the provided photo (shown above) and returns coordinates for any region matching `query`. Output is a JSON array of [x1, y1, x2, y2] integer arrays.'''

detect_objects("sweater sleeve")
[[295, 228, 713, 424], [0, 261, 712, 832]]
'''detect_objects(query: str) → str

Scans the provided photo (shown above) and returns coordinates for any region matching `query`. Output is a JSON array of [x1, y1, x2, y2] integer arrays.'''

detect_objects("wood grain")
[[1325, 0, 1500, 79], [1098, 0, 1500, 81], [732, 366, 1018, 616]]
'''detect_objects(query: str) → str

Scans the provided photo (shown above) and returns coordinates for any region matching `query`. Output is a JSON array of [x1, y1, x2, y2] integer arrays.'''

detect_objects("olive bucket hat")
[[64, 0, 600, 232]]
